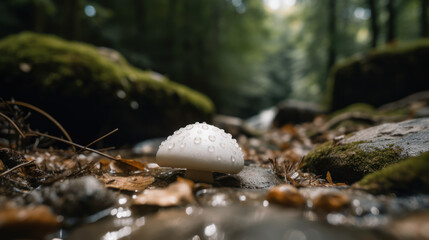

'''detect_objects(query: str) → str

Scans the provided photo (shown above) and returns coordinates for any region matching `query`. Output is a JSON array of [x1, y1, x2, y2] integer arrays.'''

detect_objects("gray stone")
[[342, 118, 429, 157], [303, 118, 429, 183], [27, 176, 116, 217], [216, 166, 284, 189]]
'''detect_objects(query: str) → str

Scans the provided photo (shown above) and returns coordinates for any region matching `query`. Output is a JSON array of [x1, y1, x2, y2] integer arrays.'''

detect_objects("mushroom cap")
[[156, 122, 244, 174]]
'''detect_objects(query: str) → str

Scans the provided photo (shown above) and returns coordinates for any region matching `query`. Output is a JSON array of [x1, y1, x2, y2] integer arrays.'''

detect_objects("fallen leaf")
[[0, 205, 60, 239], [133, 179, 196, 207], [99, 174, 154, 191], [281, 124, 298, 136], [326, 171, 333, 184], [116, 157, 148, 170]]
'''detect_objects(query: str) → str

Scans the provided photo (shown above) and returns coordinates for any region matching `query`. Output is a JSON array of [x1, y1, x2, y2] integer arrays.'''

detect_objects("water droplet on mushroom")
[[235, 143, 239, 148], [202, 124, 209, 130], [180, 143, 186, 148], [194, 137, 202, 144], [231, 156, 236, 163], [168, 143, 175, 150], [174, 130, 182, 135], [185, 125, 193, 130], [217, 156, 222, 161], [208, 135, 216, 142], [208, 146, 215, 153], [167, 136, 172, 140], [160, 141, 165, 146]]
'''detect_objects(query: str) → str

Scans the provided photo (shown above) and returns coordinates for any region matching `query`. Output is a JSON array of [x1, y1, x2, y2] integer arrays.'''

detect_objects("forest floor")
[[0, 103, 429, 240]]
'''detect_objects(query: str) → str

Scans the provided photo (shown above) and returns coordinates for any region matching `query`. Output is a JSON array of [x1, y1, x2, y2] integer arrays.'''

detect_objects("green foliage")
[[358, 151, 429, 194]]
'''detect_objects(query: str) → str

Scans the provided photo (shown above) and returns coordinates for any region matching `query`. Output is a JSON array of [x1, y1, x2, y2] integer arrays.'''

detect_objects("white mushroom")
[[156, 122, 244, 182]]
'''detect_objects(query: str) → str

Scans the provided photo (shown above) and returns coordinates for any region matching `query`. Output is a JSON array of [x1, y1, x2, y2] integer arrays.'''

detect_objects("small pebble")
[[312, 192, 349, 212], [266, 184, 305, 208]]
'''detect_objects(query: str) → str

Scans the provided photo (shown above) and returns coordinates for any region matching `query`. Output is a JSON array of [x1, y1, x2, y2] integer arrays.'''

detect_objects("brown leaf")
[[0, 205, 60, 239], [133, 179, 196, 207], [99, 174, 154, 191], [326, 171, 333, 184], [116, 158, 148, 170]]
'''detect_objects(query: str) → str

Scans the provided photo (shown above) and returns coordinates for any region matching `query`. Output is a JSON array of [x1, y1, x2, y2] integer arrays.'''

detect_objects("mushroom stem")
[[184, 169, 214, 183]]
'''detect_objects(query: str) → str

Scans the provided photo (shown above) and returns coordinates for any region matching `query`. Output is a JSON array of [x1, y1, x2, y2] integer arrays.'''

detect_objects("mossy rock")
[[302, 141, 403, 184], [327, 40, 429, 111], [0, 32, 214, 144], [356, 151, 429, 194], [303, 118, 429, 184]]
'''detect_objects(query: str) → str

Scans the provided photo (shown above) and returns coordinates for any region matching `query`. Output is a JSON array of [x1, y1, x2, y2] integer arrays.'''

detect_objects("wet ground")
[[1, 112, 429, 239]]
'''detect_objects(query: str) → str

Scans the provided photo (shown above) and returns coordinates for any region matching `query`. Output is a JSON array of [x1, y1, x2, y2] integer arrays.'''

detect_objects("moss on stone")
[[326, 39, 429, 111], [357, 151, 429, 194], [0, 32, 214, 114], [328, 103, 376, 120], [302, 141, 403, 184], [0, 32, 214, 144]]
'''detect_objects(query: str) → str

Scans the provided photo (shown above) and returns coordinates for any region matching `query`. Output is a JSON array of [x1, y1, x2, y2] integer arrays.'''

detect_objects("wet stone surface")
[[215, 166, 284, 189], [26, 176, 116, 218], [304, 117, 429, 183], [342, 117, 429, 157]]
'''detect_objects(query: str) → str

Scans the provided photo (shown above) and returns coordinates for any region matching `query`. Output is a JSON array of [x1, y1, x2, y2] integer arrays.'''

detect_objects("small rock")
[[312, 192, 349, 212], [27, 176, 116, 217], [303, 118, 429, 183], [266, 184, 305, 208], [273, 99, 325, 126], [216, 166, 284, 189]]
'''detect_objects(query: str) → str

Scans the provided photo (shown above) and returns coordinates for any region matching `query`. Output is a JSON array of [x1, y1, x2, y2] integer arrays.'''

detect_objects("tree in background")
[[0, 0, 428, 117], [421, 0, 428, 37], [368, 0, 379, 48], [386, 0, 396, 43]]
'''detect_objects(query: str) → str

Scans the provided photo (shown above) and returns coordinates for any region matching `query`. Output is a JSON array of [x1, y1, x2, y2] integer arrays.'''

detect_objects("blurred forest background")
[[0, 0, 428, 117]]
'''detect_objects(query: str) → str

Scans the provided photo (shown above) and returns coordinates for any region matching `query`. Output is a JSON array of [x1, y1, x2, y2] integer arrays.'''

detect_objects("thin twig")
[[29, 131, 119, 161], [77, 128, 119, 154], [0, 160, 35, 177], [3, 101, 75, 151], [0, 112, 25, 138]]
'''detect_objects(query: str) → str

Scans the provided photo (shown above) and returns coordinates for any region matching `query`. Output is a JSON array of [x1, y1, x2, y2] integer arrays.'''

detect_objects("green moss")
[[302, 141, 403, 184], [0, 32, 214, 115], [357, 151, 429, 194], [0, 32, 214, 144]]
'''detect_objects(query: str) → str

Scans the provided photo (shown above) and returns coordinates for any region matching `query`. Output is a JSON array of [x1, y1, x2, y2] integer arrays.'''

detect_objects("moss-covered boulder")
[[0, 32, 214, 144], [356, 151, 429, 194], [327, 40, 429, 111], [303, 118, 429, 183]]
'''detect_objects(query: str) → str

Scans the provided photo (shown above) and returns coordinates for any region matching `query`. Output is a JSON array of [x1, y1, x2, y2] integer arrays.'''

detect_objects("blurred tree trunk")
[[134, 0, 145, 33], [421, 0, 428, 37], [33, 1, 45, 33], [62, 0, 81, 40], [368, 0, 378, 48], [326, 0, 336, 90], [386, 0, 396, 43]]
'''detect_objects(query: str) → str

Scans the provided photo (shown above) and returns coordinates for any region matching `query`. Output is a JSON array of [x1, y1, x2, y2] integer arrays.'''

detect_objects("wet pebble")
[[266, 184, 305, 208]]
